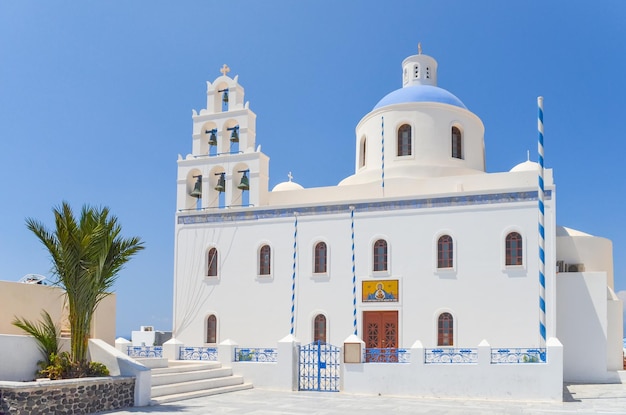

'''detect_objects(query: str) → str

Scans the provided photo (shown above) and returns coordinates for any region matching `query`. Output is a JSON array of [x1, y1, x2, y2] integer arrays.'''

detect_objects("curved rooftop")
[[373, 85, 467, 110], [272, 180, 304, 192], [510, 160, 539, 173]]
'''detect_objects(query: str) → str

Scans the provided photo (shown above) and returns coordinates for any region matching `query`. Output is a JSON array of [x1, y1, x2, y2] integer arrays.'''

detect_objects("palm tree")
[[26, 202, 144, 365]]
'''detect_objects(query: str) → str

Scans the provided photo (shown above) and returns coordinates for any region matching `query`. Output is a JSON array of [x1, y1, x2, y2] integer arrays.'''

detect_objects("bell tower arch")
[[176, 65, 269, 211]]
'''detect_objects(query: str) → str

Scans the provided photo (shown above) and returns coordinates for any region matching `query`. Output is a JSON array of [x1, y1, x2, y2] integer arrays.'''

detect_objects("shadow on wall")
[[617, 291, 626, 335]]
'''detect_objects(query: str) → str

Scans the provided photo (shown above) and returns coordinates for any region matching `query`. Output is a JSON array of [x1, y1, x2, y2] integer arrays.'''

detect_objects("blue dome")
[[373, 85, 467, 110]]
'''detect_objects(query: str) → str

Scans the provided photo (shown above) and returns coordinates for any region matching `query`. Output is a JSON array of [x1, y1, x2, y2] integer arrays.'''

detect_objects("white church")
[[171, 48, 623, 399]]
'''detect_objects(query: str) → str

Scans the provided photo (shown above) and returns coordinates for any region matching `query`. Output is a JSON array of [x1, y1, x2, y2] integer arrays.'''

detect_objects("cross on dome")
[[418, 42, 422, 55], [287, 172, 293, 182], [220, 64, 230, 76]]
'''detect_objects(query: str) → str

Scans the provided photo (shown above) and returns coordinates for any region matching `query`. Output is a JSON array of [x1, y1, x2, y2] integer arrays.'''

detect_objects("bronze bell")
[[222, 90, 229, 103], [214, 173, 225, 193], [190, 176, 202, 198], [208, 130, 217, 146], [237, 171, 250, 191], [230, 127, 239, 143]]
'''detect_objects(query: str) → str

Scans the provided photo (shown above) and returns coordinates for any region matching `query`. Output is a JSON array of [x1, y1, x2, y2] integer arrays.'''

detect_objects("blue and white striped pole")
[[381, 116, 385, 193], [290, 213, 298, 335], [537, 96, 546, 346], [350, 206, 357, 336]]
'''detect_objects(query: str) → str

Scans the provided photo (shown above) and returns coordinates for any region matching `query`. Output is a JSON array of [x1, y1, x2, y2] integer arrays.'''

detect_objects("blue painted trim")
[[178, 190, 552, 225]]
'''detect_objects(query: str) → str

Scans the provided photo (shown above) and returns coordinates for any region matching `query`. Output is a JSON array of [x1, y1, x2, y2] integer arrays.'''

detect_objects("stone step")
[[151, 375, 246, 398], [134, 357, 169, 369], [152, 367, 233, 386], [151, 361, 221, 374], [150, 383, 253, 404]]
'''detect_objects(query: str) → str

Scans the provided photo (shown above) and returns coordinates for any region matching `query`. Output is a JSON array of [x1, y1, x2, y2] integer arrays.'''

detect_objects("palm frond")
[[12, 310, 60, 367]]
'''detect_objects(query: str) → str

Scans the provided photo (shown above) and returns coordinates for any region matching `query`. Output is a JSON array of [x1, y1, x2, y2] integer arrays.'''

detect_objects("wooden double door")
[[363, 310, 398, 350]]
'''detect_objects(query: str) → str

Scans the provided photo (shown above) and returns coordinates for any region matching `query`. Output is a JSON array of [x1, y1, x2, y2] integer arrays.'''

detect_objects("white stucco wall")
[[557, 272, 622, 382], [0, 335, 43, 381], [173, 190, 556, 351], [556, 230, 615, 288]]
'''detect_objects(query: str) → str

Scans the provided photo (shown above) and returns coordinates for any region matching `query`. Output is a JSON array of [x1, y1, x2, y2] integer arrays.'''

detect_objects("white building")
[[171, 50, 622, 397]]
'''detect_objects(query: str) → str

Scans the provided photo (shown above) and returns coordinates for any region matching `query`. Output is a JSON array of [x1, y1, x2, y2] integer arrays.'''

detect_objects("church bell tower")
[[176, 65, 270, 211]]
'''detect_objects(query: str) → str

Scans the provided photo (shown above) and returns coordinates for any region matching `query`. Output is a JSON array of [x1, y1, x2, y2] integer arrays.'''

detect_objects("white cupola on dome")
[[339, 45, 486, 187], [402, 43, 437, 87]]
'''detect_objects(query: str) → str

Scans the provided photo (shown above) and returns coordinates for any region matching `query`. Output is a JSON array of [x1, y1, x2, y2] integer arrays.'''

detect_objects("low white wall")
[[0, 335, 70, 381], [0, 335, 42, 381], [215, 335, 297, 389], [88, 339, 151, 407], [343, 346, 563, 401], [168, 336, 564, 401]]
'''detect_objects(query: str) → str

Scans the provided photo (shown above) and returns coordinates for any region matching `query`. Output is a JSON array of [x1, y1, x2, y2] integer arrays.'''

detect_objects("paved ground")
[[102, 383, 626, 415]]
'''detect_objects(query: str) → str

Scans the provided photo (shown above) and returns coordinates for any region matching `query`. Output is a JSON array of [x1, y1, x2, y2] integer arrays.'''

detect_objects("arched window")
[[451, 126, 463, 159], [438, 313, 453, 346], [359, 136, 367, 168], [437, 235, 453, 269], [314, 242, 327, 274], [397, 124, 412, 156], [373, 239, 388, 272], [206, 314, 217, 344], [505, 232, 523, 266], [314, 314, 326, 343], [259, 244, 271, 275], [207, 248, 218, 277]]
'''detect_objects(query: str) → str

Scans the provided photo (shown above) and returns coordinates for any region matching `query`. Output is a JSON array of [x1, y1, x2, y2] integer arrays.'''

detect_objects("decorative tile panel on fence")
[[364, 348, 410, 363], [491, 348, 546, 364], [127, 346, 163, 358], [425, 348, 478, 364], [234, 348, 278, 362], [178, 346, 218, 361]]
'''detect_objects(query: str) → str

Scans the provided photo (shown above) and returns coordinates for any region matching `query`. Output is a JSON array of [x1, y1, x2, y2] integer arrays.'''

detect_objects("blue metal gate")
[[298, 340, 340, 392]]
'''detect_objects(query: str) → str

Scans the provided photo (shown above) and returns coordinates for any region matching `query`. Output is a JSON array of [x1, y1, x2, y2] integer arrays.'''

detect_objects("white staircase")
[[149, 361, 253, 404]]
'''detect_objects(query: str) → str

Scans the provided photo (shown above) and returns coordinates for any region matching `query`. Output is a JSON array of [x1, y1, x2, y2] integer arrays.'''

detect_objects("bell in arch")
[[222, 90, 229, 103], [230, 126, 239, 143], [237, 170, 250, 191], [214, 172, 226, 193], [207, 129, 217, 146], [190, 175, 202, 198]]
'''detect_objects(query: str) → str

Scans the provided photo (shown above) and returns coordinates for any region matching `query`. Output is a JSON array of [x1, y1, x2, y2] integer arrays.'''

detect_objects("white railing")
[[425, 348, 478, 364], [364, 348, 410, 363], [491, 348, 546, 364], [127, 346, 163, 358], [234, 347, 278, 362], [178, 346, 218, 361]]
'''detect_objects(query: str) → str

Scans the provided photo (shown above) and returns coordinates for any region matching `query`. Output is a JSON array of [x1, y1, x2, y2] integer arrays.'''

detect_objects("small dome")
[[272, 181, 304, 192], [556, 226, 592, 237], [510, 160, 539, 172], [373, 85, 467, 110]]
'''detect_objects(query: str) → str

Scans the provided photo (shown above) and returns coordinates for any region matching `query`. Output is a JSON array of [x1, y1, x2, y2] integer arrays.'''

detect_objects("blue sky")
[[1, 1, 625, 337]]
